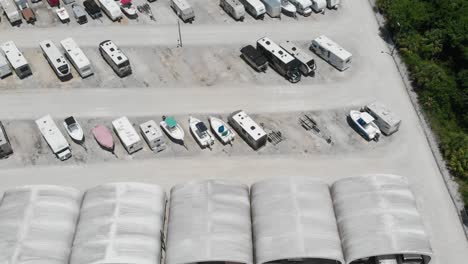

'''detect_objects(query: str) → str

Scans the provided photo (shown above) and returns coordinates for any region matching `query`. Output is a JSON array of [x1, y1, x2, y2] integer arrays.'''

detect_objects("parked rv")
[[60, 38, 93, 78], [240, 45, 268, 72], [15, 0, 35, 24], [0, 53, 12, 78], [311, 0, 326, 13], [0, 0, 22, 25], [99, 0, 123, 21], [257, 37, 301, 83], [363, 101, 401, 136], [112, 116, 143, 154], [228, 110, 267, 150], [35, 115, 72, 161], [83, 0, 102, 19], [281, 0, 296, 17], [140, 120, 166, 152], [99, 40, 132, 77], [0, 41, 32, 79], [261, 0, 281, 18], [39, 40, 72, 80], [289, 0, 312, 16], [327, 0, 339, 9], [72, 4, 88, 24], [171, 0, 195, 23], [220, 0, 245, 21], [280, 40, 316, 76], [0, 121, 13, 159], [310, 35, 352, 71], [239, 0, 265, 19]]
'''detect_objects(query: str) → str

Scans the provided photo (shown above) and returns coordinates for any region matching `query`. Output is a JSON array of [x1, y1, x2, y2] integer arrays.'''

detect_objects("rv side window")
[[327, 51, 331, 58], [346, 59, 351, 63]]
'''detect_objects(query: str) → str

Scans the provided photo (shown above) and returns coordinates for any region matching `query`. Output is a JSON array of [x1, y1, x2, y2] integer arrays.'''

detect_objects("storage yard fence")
[[0, 174, 432, 264]]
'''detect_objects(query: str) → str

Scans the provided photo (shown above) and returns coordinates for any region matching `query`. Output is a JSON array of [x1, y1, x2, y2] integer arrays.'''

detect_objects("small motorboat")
[[189, 116, 214, 149], [349, 110, 381, 141], [56, 7, 70, 23], [92, 125, 115, 152], [209, 116, 235, 145], [281, 0, 297, 17], [120, 0, 138, 19], [160, 116, 185, 145], [63, 116, 84, 144]]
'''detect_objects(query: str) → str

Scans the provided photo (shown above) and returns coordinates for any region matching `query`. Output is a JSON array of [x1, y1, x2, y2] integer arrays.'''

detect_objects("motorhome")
[[240, 45, 268, 72], [35, 115, 72, 161], [170, 0, 195, 23], [0, 121, 13, 159], [99, 40, 132, 77], [310, 35, 352, 71], [0, 41, 32, 79], [112, 116, 143, 154], [99, 0, 122, 21], [39, 40, 72, 80], [140, 120, 166, 152], [257, 37, 301, 83], [289, 0, 312, 16], [239, 0, 265, 19], [0, 53, 12, 78], [261, 0, 281, 18], [311, 0, 326, 13], [280, 40, 316, 76], [0, 0, 21, 25], [60, 38, 93, 78], [220, 0, 245, 21], [327, 0, 339, 9], [83, 0, 102, 18], [363, 101, 401, 136], [228, 110, 267, 150]]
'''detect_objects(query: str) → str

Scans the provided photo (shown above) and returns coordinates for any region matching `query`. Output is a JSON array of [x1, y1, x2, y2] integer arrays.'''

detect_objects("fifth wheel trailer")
[[310, 35, 352, 71], [0, 0, 21, 25], [171, 0, 195, 23], [220, 0, 245, 21], [239, 0, 265, 19], [35, 115, 72, 161]]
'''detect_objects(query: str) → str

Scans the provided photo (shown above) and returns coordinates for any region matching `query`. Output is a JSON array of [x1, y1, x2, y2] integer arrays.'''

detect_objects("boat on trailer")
[[349, 110, 381, 141], [63, 116, 84, 144], [209, 116, 235, 145], [160, 116, 185, 145], [92, 125, 115, 152], [189, 116, 214, 149]]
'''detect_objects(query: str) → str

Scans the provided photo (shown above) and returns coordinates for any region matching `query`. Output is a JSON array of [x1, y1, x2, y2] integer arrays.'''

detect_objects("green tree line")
[[376, 0, 468, 207]]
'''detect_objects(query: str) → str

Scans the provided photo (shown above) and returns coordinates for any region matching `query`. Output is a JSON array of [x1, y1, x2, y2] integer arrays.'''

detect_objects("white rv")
[[140, 120, 166, 152], [0, 53, 12, 78], [35, 115, 72, 161], [327, 0, 339, 9], [280, 40, 316, 76], [99, 40, 132, 77], [0, 121, 13, 158], [228, 110, 267, 150], [0, 41, 32, 79], [220, 0, 245, 21], [310, 35, 352, 71], [112, 116, 143, 154], [39, 40, 72, 80], [171, 0, 195, 23], [311, 0, 326, 13], [289, 0, 312, 16], [99, 0, 122, 21], [239, 0, 265, 19], [364, 101, 401, 136], [0, 0, 21, 25], [261, 0, 281, 18], [60, 38, 93, 78]]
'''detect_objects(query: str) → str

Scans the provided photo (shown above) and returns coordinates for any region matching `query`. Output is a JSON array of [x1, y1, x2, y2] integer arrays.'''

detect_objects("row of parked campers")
[[0, 0, 36, 25]]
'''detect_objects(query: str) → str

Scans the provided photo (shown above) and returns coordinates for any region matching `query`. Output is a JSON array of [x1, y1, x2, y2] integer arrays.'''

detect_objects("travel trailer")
[[257, 37, 301, 83], [99, 0, 123, 21], [311, 0, 326, 13], [39, 40, 72, 80], [280, 40, 316, 76], [239, 0, 265, 19], [99, 40, 132, 77], [0, 41, 32, 79], [72, 4, 88, 24], [60, 38, 93, 78], [0, 121, 13, 159], [228, 110, 267, 150], [261, 0, 281, 18], [35, 115, 72, 161], [0, 0, 21, 25], [289, 0, 312, 16], [240, 45, 268, 72], [171, 0, 195, 23], [140, 120, 166, 152], [0, 53, 12, 78], [112, 116, 143, 154], [220, 0, 245, 21], [363, 101, 401, 136], [327, 0, 339, 9], [310, 35, 352, 71]]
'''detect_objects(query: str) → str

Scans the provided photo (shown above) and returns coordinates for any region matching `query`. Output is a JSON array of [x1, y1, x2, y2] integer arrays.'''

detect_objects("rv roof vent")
[[46, 43, 51, 48], [292, 47, 297, 51], [279, 51, 283, 55], [266, 41, 271, 45]]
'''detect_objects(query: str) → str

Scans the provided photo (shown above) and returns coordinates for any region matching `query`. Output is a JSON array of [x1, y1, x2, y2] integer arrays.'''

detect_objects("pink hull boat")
[[92, 125, 114, 152]]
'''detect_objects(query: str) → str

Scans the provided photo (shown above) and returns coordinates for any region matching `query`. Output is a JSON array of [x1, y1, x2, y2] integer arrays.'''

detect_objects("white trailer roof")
[[112, 116, 141, 147], [172, 0, 192, 10], [99, 0, 121, 14], [257, 37, 296, 64], [251, 177, 345, 264], [39, 40, 69, 70], [60, 38, 91, 69], [331, 174, 432, 264], [70, 182, 166, 264], [0, 0, 19, 18], [140, 120, 164, 140], [230, 110, 266, 141], [35, 115, 70, 153], [1, 41, 28, 69], [99, 40, 128, 65], [366, 101, 401, 127], [313, 35, 352, 60], [0, 185, 82, 264], [166, 180, 253, 264], [244, 0, 265, 9], [280, 40, 314, 64]]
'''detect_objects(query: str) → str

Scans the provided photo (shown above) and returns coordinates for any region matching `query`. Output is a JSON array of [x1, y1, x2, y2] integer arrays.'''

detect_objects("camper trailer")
[[289, 0, 312, 16], [310, 35, 352, 71], [261, 0, 281, 18], [0, 0, 21, 25], [35, 115, 72, 161], [280, 40, 316, 76], [327, 0, 339, 9], [240, 45, 268, 72], [0, 41, 32, 79], [112, 116, 143, 154], [99, 40, 132, 77], [72, 4, 88, 24], [0, 53, 12, 78], [39, 40, 72, 80], [60, 38, 93, 78], [220, 0, 245, 21], [140, 120, 166, 152], [171, 0, 195, 23], [239, 0, 265, 19], [0, 121, 13, 158], [99, 0, 122, 21], [257, 37, 301, 83], [311, 0, 326, 12], [228, 110, 267, 150], [363, 101, 401, 136]]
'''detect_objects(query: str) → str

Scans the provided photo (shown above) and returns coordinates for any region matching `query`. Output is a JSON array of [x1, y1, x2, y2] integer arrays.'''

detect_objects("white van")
[[239, 0, 265, 19], [99, 0, 122, 21], [0, 41, 32, 79], [310, 35, 352, 71], [364, 101, 401, 136], [0, 53, 12, 78], [220, 0, 245, 21], [39, 40, 72, 80], [60, 38, 93, 78]]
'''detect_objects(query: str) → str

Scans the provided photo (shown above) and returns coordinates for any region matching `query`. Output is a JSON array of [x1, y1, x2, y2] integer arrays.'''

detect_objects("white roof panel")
[[60, 38, 91, 69], [313, 35, 352, 60], [230, 110, 266, 141], [1, 41, 29, 69], [112, 116, 141, 147]]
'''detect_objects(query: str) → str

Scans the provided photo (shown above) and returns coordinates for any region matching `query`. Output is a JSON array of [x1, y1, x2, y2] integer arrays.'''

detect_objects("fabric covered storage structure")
[[331, 174, 433, 264], [251, 177, 344, 264], [166, 180, 253, 264], [69, 182, 167, 264], [0, 185, 82, 264]]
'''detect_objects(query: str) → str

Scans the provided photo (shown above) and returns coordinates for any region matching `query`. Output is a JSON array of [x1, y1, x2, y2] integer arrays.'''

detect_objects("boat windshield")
[[69, 123, 78, 132], [165, 117, 177, 129], [357, 118, 368, 127]]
